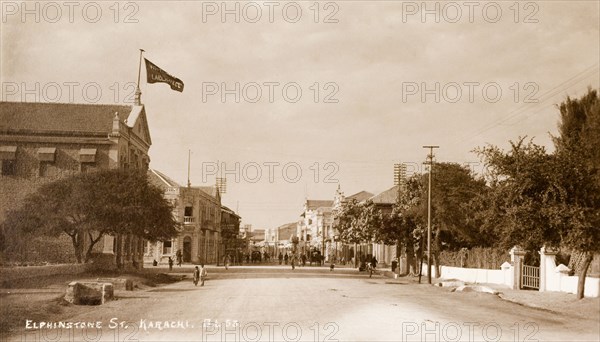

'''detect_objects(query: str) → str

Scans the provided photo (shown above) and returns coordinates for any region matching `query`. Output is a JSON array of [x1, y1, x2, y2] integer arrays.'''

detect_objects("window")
[[79, 148, 97, 173], [80, 163, 96, 173], [1, 160, 16, 176], [163, 240, 172, 254], [184, 206, 193, 217], [39, 161, 51, 177], [0, 145, 17, 176]]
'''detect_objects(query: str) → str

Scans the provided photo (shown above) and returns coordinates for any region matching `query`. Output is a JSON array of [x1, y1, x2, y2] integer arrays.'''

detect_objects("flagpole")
[[187, 149, 191, 188], [135, 49, 145, 105]]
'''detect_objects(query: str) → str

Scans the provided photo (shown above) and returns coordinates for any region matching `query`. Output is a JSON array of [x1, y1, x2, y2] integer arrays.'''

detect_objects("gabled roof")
[[197, 186, 218, 198], [346, 190, 375, 202], [148, 169, 182, 189], [306, 200, 333, 210], [369, 186, 400, 205], [0, 101, 133, 134], [277, 222, 297, 240], [221, 205, 241, 219]]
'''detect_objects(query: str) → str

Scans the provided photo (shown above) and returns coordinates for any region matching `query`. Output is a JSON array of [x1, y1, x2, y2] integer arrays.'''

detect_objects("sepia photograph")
[[0, 0, 599, 341]]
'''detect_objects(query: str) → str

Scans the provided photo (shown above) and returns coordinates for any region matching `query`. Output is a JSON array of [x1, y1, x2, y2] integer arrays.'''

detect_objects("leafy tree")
[[475, 88, 600, 298], [2, 170, 180, 264], [333, 199, 382, 266], [333, 198, 364, 245], [552, 89, 600, 298], [379, 175, 426, 275]]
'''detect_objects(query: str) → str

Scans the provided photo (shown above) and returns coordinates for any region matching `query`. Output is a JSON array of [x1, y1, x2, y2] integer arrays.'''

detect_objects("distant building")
[[0, 101, 151, 268], [275, 222, 298, 254], [147, 169, 224, 265], [221, 205, 242, 259]]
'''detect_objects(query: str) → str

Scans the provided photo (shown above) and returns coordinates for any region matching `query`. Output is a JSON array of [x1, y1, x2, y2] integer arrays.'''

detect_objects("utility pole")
[[423, 145, 439, 284]]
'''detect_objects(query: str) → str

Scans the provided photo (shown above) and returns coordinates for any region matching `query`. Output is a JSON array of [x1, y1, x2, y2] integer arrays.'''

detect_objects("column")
[[510, 246, 526, 290], [539, 246, 558, 292]]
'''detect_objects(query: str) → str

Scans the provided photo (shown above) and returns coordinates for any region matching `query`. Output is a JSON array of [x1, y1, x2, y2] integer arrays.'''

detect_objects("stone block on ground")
[[65, 281, 114, 305], [435, 280, 466, 287], [96, 278, 133, 291], [452, 285, 499, 295]]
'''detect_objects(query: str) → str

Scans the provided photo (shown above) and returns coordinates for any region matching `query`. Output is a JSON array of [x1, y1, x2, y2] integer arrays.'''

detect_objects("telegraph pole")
[[423, 145, 439, 284]]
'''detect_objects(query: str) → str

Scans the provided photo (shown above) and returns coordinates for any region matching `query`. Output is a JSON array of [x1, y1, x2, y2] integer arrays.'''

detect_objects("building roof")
[[306, 200, 333, 210], [0, 101, 135, 134], [196, 186, 219, 198], [250, 229, 265, 241], [277, 222, 297, 240], [148, 169, 182, 189], [369, 185, 400, 205], [221, 205, 241, 219], [346, 190, 375, 202]]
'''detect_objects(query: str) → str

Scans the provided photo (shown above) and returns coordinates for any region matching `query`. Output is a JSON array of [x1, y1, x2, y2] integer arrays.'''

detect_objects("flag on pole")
[[144, 58, 184, 92]]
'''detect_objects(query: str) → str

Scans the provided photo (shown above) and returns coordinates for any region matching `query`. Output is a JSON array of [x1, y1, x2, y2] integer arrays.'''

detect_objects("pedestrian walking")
[[200, 264, 207, 286], [290, 254, 296, 270], [193, 266, 200, 286], [168, 257, 174, 271], [176, 249, 183, 267], [224, 254, 230, 270], [278, 252, 283, 265], [371, 256, 378, 269], [301, 254, 306, 267], [284, 253, 289, 265]]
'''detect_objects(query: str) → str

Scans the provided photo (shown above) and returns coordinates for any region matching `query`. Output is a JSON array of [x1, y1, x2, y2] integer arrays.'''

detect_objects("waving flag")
[[144, 58, 184, 92]]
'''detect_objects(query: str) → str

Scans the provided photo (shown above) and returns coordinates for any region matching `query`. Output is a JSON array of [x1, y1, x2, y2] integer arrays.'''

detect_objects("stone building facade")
[[146, 170, 225, 265], [0, 101, 151, 268]]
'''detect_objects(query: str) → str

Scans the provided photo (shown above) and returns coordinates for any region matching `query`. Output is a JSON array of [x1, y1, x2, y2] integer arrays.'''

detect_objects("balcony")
[[183, 216, 195, 224]]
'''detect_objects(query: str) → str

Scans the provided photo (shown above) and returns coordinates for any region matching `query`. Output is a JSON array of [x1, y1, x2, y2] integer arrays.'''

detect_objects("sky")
[[2, 0, 599, 230]]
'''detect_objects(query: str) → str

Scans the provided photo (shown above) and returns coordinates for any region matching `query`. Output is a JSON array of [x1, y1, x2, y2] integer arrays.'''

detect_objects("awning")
[[79, 148, 97, 163], [37, 147, 56, 162], [0, 146, 17, 160]]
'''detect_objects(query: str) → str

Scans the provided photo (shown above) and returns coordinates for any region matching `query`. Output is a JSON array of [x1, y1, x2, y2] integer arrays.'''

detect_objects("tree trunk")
[[433, 251, 441, 278], [84, 231, 104, 263], [577, 252, 594, 300], [405, 241, 415, 276], [115, 234, 123, 269], [69, 232, 84, 263]]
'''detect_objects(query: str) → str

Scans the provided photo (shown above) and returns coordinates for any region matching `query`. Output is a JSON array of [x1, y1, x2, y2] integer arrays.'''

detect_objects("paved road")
[[9, 266, 600, 341]]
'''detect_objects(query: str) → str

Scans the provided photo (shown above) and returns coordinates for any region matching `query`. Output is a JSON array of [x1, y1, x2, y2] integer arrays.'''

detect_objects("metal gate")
[[521, 265, 540, 289]]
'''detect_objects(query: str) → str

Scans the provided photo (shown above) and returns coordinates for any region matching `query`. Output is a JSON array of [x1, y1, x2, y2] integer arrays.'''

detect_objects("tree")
[[378, 174, 426, 275], [475, 88, 600, 298], [475, 139, 563, 252], [333, 199, 382, 267], [552, 89, 600, 298], [2, 169, 180, 264]]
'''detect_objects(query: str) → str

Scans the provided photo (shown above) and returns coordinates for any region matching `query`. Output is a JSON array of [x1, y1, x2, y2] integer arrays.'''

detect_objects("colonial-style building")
[[0, 101, 152, 268], [299, 199, 334, 257], [221, 205, 242, 261], [146, 169, 225, 265]]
